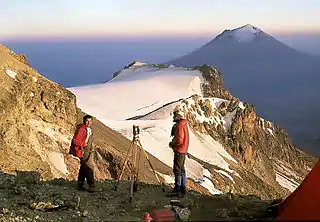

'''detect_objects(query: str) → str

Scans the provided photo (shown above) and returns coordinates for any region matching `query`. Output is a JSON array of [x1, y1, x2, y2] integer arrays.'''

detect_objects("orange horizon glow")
[[2, 27, 320, 42]]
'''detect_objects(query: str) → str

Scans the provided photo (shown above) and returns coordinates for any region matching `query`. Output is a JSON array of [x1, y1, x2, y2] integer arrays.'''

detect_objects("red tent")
[[277, 160, 320, 221]]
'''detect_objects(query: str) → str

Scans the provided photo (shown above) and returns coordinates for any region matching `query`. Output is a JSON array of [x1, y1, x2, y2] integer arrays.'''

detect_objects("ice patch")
[[267, 128, 274, 136], [28, 119, 71, 148], [238, 102, 246, 109], [191, 110, 209, 124], [27, 119, 72, 177], [276, 172, 299, 192], [188, 76, 202, 95], [209, 97, 227, 108], [155, 171, 175, 184], [233, 171, 242, 179], [215, 169, 234, 183], [188, 132, 237, 172], [28, 133, 70, 178], [275, 160, 301, 182], [201, 169, 222, 195], [185, 157, 204, 180], [32, 76, 38, 82], [5, 69, 17, 80], [222, 109, 237, 129], [47, 151, 69, 175]]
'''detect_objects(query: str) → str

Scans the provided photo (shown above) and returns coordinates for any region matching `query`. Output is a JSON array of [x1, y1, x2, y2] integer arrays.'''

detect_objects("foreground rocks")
[[0, 171, 277, 221]]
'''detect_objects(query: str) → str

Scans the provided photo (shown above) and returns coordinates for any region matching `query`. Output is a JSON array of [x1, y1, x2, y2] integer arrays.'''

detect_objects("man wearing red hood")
[[69, 114, 99, 192], [169, 107, 189, 196]]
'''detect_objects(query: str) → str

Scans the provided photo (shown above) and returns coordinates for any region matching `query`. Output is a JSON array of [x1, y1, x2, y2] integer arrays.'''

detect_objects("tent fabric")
[[277, 159, 320, 221]]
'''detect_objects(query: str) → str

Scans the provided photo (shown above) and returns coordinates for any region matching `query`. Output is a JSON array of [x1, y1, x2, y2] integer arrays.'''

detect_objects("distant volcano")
[[168, 24, 320, 154]]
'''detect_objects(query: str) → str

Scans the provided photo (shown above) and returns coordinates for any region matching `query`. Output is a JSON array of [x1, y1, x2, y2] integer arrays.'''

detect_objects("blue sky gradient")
[[1, 0, 320, 40]]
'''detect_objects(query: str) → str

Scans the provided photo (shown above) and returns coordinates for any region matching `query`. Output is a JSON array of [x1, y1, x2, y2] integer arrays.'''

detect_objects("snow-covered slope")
[[69, 63, 314, 198], [101, 97, 243, 195], [70, 65, 202, 120]]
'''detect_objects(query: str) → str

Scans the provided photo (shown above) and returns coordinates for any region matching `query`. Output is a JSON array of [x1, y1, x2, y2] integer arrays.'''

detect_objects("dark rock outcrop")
[[196, 65, 233, 100]]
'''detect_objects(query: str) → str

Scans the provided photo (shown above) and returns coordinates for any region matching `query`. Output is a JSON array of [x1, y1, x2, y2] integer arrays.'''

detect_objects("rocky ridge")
[[127, 64, 316, 199], [197, 65, 315, 180]]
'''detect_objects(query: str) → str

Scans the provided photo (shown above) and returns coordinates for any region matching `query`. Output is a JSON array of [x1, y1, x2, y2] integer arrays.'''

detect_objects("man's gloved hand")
[[186, 153, 191, 158], [169, 141, 173, 148]]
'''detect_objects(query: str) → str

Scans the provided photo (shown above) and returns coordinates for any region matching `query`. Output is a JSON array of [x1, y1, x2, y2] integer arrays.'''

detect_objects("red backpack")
[[69, 123, 87, 158]]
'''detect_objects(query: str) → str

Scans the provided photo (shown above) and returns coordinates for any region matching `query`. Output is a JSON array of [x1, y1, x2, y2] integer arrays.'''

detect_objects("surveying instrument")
[[114, 125, 165, 202]]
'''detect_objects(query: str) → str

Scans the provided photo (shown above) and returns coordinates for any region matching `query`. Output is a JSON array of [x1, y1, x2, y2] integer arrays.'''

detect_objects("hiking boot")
[[87, 186, 101, 193], [166, 188, 180, 197]]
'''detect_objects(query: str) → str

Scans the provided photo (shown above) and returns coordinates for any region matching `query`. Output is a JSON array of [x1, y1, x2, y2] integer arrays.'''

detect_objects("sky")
[[1, 0, 320, 40]]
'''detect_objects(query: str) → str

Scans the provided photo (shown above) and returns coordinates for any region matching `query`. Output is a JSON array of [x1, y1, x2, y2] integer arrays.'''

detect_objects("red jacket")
[[69, 123, 87, 158], [171, 119, 189, 154]]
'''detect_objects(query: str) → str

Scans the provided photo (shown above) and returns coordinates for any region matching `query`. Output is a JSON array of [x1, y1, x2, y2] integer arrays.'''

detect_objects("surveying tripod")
[[114, 125, 165, 202]]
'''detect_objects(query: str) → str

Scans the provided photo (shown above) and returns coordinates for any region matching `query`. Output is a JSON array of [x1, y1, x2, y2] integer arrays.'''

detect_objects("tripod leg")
[[114, 141, 133, 191], [129, 161, 134, 203], [130, 142, 139, 202], [133, 145, 142, 192], [138, 141, 166, 192]]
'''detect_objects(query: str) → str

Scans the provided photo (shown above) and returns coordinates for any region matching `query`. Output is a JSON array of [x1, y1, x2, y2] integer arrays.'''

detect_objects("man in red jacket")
[[70, 114, 98, 192], [169, 107, 189, 195]]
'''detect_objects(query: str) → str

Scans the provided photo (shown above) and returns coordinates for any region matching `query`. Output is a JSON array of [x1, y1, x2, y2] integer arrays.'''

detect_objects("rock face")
[[0, 44, 78, 179], [196, 65, 233, 101], [197, 65, 315, 175], [177, 65, 316, 198]]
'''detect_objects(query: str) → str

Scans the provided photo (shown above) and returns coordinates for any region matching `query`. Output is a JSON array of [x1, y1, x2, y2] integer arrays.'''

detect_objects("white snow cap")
[[220, 24, 263, 43], [231, 24, 262, 42]]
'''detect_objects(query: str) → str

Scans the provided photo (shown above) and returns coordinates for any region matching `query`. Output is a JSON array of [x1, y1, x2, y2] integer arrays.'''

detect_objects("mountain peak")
[[215, 24, 265, 43], [233, 24, 261, 32]]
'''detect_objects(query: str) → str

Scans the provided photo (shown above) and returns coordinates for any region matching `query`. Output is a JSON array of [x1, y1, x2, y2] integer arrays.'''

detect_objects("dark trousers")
[[78, 158, 95, 187], [173, 152, 186, 193]]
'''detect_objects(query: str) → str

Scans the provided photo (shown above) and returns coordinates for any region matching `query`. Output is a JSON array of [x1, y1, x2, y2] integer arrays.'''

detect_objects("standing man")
[[169, 106, 189, 196], [69, 114, 98, 192]]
